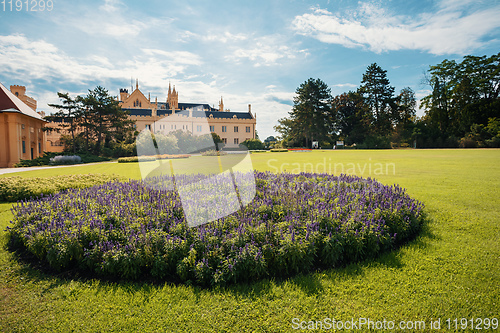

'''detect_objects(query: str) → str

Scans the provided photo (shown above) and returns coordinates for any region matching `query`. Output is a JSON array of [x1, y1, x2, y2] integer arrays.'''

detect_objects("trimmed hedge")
[[0, 174, 127, 202], [201, 150, 227, 156], [117, 154, 191, 163]]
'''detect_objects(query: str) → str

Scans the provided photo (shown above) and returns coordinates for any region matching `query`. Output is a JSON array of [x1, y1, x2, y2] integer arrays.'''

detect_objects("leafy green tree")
[[211, 132, 223, 151], [421, 53, 500, 138], [274, 117, 302, 147], [394, 87, 417, 143], [331, 91, 372, 145], [358, 63, 395, 134]]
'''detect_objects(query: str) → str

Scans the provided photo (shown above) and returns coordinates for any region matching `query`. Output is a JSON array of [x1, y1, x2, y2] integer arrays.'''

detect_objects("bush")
[[0, 174, 127, 202], [270, 148, 288, 152], [15, 152, 110, 167], [49, 155, 82, 165], [7, 172, 425, 286], [15, 152, 58, 167], [240, 139, 265, 150], [357, 135, 391, 149], [117, 154, 190, 163], [201, 150, 227, 156], [459, 137, 477, 148]]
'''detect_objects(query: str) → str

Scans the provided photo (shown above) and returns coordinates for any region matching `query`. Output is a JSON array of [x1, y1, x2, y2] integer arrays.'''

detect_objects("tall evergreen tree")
[[82, 86, 134, 155], [47, 93, 83, 154], [289, 78, 332, 147], [358, 63, 395, 134]]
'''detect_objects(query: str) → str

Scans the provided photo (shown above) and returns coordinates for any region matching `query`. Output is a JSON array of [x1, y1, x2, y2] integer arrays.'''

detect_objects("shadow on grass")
[[2, 214, 439, 302]]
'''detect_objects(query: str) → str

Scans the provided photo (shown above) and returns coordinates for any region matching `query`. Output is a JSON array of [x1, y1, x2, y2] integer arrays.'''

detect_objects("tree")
[[394, 87, 417, 143], [331, 91, 372, 145], [81, 86, 134, 155], [47, 92, 83, 154], [358, 63, 395, 134], [274, 117, 302, 147], [211, 132, 223, 151], [48, 86, 135, 156], [421, 53, 500, 140], [289, 78, 333, 147]]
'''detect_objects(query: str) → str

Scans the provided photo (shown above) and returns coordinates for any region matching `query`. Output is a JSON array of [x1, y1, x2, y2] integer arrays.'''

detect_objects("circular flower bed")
[[7, 172, 424, 286]]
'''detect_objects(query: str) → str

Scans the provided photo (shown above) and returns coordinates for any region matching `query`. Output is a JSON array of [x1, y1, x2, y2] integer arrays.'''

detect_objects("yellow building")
[[120, 81, 257, 148], [0, 83, 46, 168]]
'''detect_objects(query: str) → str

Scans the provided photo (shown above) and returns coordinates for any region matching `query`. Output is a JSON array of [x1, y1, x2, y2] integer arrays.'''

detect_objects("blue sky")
[[1, 0, 499, 139]]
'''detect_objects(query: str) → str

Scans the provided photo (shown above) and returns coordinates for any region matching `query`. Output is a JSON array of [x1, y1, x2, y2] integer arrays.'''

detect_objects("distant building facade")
[[119, 80, 257, 148], [0, 83, 46, 168]]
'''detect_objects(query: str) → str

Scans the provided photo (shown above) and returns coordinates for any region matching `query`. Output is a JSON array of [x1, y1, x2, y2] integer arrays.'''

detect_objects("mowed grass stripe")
[[0, 149, 499, 332]]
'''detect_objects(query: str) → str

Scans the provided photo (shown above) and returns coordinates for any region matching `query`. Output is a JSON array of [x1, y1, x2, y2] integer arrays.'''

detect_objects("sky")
[[1, 0, 499, 140]]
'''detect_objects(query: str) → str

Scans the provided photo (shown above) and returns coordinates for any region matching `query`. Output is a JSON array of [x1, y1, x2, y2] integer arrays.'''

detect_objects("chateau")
[[119, 80, 257, 148], [0, 81, 257, 167]]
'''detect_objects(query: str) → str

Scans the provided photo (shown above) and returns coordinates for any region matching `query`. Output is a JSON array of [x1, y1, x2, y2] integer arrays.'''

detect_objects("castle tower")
[[119, 89, 129, 102], [219, 97, 224, 112], [10, 85, 37, 111], [167, 83, 178, 110]]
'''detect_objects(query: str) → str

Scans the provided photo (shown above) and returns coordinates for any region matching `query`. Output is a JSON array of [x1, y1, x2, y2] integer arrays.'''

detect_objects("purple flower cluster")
[[7, 172, 424, 286]]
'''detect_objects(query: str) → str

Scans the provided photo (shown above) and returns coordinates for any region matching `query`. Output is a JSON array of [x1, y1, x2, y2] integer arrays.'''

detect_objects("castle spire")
[[219, 96, 224, 112], [136, 79, 139, 90]]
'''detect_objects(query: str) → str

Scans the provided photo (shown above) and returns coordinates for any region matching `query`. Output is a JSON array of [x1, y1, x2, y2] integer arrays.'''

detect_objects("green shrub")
[[15, 152, 110, 167], [0, 174, 127, 202], [117, 154, 190, 163], [239, 139, 265, 150], [201, 150, 227, 156], [270, 149, 288, 152]]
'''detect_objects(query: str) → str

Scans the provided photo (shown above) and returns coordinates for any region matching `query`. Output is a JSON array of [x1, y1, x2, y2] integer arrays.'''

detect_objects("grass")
[[1, 149, 499, 332]]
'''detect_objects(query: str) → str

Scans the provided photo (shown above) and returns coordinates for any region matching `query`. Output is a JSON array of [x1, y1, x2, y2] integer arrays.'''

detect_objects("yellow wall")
[[0, 112, 45, 168]]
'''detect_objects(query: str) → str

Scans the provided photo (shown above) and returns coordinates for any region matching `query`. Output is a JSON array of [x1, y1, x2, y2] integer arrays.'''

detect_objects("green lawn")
[[1, 149, 499, 332]]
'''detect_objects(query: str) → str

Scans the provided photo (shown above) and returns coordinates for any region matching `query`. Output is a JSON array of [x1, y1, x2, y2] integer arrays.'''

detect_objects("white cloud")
[[99, 0, 125, 13], [225, 35, 307, 67], [293, 1, 500, 55], [0, 34, 203, 89], [332, 83, 357, 88]]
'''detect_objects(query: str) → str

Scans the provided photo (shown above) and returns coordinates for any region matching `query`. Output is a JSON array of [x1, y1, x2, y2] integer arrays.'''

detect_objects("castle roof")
[[0, 82, 44, 121], [125, 108, 153, 117]]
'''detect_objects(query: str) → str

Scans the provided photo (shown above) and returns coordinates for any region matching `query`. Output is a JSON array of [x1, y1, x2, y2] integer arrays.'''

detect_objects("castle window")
[[38, 142, 41, 153], [22, 141, 26, 154], [234, 126, 238, 133], [246, 126, 251, 133], [197, 125, 202, 132], [234, 138, 239, 144], [222, 138, 227, 144], [210, 125, 214, 132], [145, 124, 151, 130], [222, 126, 227, 133], [15, 92, 19, 96]]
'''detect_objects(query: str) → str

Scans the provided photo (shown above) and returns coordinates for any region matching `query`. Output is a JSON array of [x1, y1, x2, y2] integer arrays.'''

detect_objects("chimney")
[[248, 104, 251, 113]]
